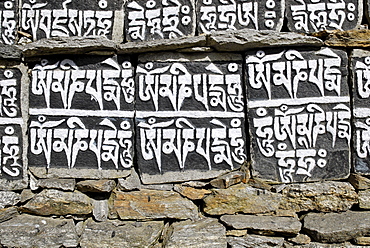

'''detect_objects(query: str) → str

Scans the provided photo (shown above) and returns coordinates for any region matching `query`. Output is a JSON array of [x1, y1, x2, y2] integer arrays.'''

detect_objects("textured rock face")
[[165, 218, 227, 248], [20, 189, 93, 216], [359, 190, 370, 209], [77, 180, 116, 193], [36, 178, 76, 191], [112, 189, 199, 220], [0, 191, 20, 208], [203, 184, 282, 215], [227, 235, 285, 248], [80, 218, 164, 248], [0, 215, 78, 248], [173, 185, 212, 200], [220, 215, 301, 235], [348, 173, 370, 189], [303, 211, 370, 243]]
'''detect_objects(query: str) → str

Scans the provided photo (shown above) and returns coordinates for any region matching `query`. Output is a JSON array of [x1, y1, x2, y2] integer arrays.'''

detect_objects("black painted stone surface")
[[20, 0, 124, 41], [245, 47, 350, 183], [125, 0, 195, 41], [285, 0, 362, 33], [351, 49, 370, 174], [0, 69, 21, 118], [28, 55, 134, 171], [0, 0, 17, 44], [196, 0, 284, 34], [135, 53, 247, 183]]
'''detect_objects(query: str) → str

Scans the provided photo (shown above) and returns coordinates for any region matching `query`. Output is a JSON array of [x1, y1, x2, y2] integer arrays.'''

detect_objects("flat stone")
[[173, 185, 212, 200], [288, 234, 311, 245], [93, 200, 109, 222], [226, 230, 248, 237], [227, 235, 285, 248], [20, 189, 35, 203], [348, 174, 370, 189], [319, 29, 370, 48], [37, 178, 76, 191], [208, 29, 323, 52], [303, 211, 370, 243], [182, 181, 209, 188], [117, 169, 142, 191], [142, 184, 174, 191], [247, 178, 273, 191], [286, 0, 362, 33], [166, 218, 227, 248], [280, 182, 358, 212], [80, 218, 164, 248], [203, 184, 282, 215], [0, 214, 78, 248], [0, 191, 20, 209], [359, 190, 370, 209], [77, 180, 116, 193], [221, 215, 301, 235], [354, 236, 370, 245], [20, 189, 92, 216], [111, 189, 198, 220], [210, 171, 246, 189], [0, 207, 19, 223], [0, 44, 21, 60]]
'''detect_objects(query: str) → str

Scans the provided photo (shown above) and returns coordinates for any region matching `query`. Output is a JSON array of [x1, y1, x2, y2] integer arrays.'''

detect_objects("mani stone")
[[20, 0, 124, 42], [351, 49, 370, 175], [246, 47, 350, 183], [80, 218, 164, 248], [286, 0, 362, 33], [111, 189, 198, 220], [0, 1, 17, 45], [28, 55, 134, 178], [136, 52, 247, 184], [0, 214, 78, 248], [165, 218, 227, 248], [220, 215, 301, 235], [124, 0, 195, 42], [303, 211, 370, 243], [196, 0, 284, 34], [227, 235, 285, 248]]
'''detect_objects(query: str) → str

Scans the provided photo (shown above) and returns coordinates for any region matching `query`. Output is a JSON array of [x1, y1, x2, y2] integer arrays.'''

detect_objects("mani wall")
[[1, 0, 370, 247]]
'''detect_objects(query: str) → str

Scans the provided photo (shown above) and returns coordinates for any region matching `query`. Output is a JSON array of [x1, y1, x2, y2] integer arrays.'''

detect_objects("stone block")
[[36, 178, 76, 191], [210, 170, 246, 189], [136, 52, 247, 184], [197, 0, 284, 34], [28, 55, 134, 178], [246, 47, 350, 183], [173, 185, 212, 200], [348, 173, 370, 189], [0, 1, 17, 45], [77, 179, 116, 193], [286, 0, 362, 33], [358, 190, 370, 209], [0, 191, 20, 208], [20, 0, 124, 42], [227, 235, 284, 248], [124, 0, 195, 42]]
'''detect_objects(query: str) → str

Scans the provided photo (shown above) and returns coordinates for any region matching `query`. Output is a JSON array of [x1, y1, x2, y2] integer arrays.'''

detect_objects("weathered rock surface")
[[80, 218, 164, 248], [37, 178, 76, 191], [354, 236, 370, 245], [315, 29, 370, 47], [165, 218, 227, 248], [280, 182, 357, 212], [0, 215, 78, 248], [210, 171, 246, 189], [288, 234, 311, 245], [93, 200, 108, 222], [117, 169, 142, 191], [227, 235, 285, 248], [77, 180, 116, 193], [112, 189, 198, 220], [0, 44, 22, 60], [348, 174, 370, 190], [0, 207, 18, 223], [203, 184, 282, 215], [303, 211, 370, 243], [29, 167, 131, 179], [20, 189, 92, 216], [20, 189, 35, 203], [220, 215, 301, 235], [0, 191, 20, 208], [359, 190, 370, 209], [174, 185, 212, 200]]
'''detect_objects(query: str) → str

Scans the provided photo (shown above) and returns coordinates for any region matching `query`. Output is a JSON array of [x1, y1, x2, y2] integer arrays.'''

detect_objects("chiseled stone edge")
[[29, 167, 131, 179]]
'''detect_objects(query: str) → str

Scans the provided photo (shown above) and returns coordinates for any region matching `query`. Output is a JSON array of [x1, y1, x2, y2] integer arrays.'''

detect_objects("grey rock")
[[76, 180, 116, 193], [93, 199, 108, 222], [0, 215, 78, 248], [280, 182, 358, 212], [288, 234, 311, 245], [29, 173, 39, 191], [359, 190, 370, 209], [227, 235, 285, 248], [166, 218, 227, 248], [142, 184, 174, 191], [0, 207, 19, 223], [0, 44, 22, 60], [117, 169, 142, 191], [0, 191, 20, 209], [208, 29, 323, 52], [181, 181, 209, 188], [220, 215, 301, 235], [303, 211, 370, 243], [37, 178, 76, 191], [210, 171, 246, 189], [80, 218, 164, 248], [20, 189, 35, 203]]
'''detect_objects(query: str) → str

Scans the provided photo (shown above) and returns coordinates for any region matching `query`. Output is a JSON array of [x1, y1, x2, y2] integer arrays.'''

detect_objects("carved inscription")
[[246, 48, 350, 183], [125, 0, 195, 41], [29, 56, 134, 171], [21, 0, 123, 41], [197, 0, 284, 34], [136, 54, 247, 183], [0, 69, 23, 179], [0, 0, 17, 44], [286, 0, 362, 33]]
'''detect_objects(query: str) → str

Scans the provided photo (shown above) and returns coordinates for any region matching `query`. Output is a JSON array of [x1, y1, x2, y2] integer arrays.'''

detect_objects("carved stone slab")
[[196, 0, 284, 34], [124, 0, 195, 42], [136, 53, 247, 183], [351, 49, 370, 174], [20, 0, 124, 42], [28, 55, 134, 178], [245, 47, 350, 183], [285, 0, 362, 33], [0, 0, 17, 44]]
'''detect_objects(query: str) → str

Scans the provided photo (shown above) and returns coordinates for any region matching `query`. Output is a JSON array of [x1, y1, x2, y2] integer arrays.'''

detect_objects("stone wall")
[[0, 0, 370, 247]]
